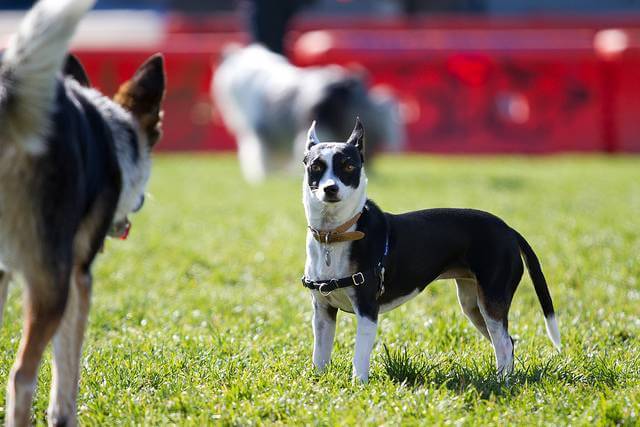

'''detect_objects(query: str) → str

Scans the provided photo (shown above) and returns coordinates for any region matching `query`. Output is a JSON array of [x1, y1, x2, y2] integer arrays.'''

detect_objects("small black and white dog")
[[0, 0, 165, 425], [213, 44, 403, 183], [301, 119, 561, 383]]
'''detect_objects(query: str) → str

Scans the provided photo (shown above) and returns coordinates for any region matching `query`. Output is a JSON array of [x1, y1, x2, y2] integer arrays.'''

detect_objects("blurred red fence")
[[75, 15, 640, 153]]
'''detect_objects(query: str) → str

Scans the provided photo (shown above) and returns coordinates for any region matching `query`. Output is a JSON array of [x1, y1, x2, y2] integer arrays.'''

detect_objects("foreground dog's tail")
[[515, 231, 562, 351], [0, 0, 95, 150]]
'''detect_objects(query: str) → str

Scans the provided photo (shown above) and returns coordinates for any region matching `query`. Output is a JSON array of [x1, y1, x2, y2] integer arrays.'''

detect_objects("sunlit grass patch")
[[0, 154, 638, 425]]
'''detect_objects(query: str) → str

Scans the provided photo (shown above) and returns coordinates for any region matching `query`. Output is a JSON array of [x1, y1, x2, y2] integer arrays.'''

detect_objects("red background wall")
[[74, 15, 640, 153]]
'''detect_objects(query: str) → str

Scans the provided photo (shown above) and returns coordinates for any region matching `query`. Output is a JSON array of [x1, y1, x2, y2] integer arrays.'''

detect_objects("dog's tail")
[[515, 230, 561, 351], [0, 0, 95, 151]]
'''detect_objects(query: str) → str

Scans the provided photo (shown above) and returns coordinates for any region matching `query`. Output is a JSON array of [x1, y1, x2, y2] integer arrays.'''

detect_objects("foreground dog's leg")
[[352, 311, 378, 384], [48, 267, 92, 427], [478, 301, 514, 379], [455, 279, 490, 341], [7, 273, 68, 427], [0, 271, 12, 326], [312, 296, 338, 372]]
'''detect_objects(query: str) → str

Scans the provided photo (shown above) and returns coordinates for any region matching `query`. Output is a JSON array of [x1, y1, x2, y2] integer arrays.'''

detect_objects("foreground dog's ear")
[[346, 117, 365, 155], [306, 120, 320, 151], [63, 54, 91, 87], [114, 53, 166, 147]]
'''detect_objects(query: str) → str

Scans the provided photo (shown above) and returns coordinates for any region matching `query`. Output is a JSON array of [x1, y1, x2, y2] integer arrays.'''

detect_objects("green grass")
[[1, 154, 639, 425]]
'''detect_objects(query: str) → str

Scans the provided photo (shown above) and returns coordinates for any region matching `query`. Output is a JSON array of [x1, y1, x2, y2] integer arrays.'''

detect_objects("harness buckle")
[[318, 283, 331, 296], [319, 279, 338, 296], [352, 272, 365, 286]]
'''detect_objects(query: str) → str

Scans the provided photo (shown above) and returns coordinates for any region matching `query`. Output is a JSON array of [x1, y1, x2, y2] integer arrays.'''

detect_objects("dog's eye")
[[310, 163, 323, 173], [344, 164, 355, 172]]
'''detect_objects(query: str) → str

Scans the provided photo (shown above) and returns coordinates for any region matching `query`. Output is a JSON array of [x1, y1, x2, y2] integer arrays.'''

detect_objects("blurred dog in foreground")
[[0, 0, 165, 424], [213, 44, 404, 183], [301, 119, 561, 383]]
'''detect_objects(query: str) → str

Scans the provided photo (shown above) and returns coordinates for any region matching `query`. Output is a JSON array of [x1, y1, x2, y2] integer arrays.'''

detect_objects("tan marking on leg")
[[455, 278, 491, 341], [7, 282, 67, 427]]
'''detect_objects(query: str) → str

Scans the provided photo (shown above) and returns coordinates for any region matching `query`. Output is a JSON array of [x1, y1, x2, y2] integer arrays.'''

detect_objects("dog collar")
[[308, 212, 365, 244]]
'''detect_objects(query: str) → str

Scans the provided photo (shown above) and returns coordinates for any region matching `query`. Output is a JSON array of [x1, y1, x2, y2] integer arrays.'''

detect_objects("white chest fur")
[[305, 233, 358, 313], [302, 143, 368, 314]]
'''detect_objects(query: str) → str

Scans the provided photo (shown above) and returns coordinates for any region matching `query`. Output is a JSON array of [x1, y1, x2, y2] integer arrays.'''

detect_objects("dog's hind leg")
[[312, 296, 338, 372], [475, 253, 522, 379], [48, 266, 92, 427], [478, 302, 514, 379], [0, 271, 12, 326], [477, 280, 518, 379], [455, 278, 490, 341], [7, 269, 70, 427]]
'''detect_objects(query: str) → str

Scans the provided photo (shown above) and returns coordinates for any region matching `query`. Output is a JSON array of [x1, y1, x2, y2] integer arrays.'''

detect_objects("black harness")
[[302, 228, 390, 297]]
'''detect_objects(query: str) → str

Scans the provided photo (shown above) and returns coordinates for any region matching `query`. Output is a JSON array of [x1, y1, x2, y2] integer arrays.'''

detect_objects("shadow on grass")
[[381, 345, 640, 399]]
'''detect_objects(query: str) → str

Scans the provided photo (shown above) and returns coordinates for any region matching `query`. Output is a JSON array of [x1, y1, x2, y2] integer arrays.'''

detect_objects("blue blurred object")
[[0, 0, 168, 10], [1, 0, 31, 8], [94, 0, 168, 9]]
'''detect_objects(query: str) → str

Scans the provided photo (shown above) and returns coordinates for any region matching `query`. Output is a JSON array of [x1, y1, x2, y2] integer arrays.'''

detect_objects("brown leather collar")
[[308, 212, 365, 244]]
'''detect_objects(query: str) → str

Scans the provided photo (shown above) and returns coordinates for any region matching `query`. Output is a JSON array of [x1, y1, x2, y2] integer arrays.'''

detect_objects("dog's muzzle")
[[321, 184, 341, 203], [322, 195, 341, 203], [108, 218, 131, 240]]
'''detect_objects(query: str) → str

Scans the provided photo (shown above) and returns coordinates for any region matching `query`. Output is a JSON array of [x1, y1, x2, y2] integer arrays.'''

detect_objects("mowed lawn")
[[0, 154, 639, 425]]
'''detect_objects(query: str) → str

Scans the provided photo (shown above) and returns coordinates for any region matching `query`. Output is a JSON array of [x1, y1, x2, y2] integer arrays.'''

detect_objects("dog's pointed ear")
[[306, 120, 320, 151], [63, 54, 91, 87], [346, 117, 365, 155], [114, 53, 166, 147]]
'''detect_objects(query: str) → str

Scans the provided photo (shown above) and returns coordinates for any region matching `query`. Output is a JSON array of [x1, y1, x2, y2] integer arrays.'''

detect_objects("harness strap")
[[301, 269, 378, 296]]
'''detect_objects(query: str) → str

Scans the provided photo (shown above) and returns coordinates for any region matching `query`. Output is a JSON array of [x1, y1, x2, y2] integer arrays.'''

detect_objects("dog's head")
[[106, 54, 166, 238], [303, 118, 367, 210]]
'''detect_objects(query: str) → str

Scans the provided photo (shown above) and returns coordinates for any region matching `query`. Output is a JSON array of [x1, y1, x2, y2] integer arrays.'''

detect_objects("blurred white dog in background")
[[213, 44, 404, 183]]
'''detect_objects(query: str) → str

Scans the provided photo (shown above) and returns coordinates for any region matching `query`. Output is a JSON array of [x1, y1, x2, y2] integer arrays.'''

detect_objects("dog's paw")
[[351, 372, 369, 385], [313, 359, 331, 374], [496, 366, 514, 385], [47, 410, 75, 427], [48, 398, 77, 427]]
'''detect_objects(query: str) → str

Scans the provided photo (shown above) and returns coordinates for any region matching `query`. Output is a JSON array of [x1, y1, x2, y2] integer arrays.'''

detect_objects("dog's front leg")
[[7, 269, 69, 427], [312, 295, 337, 372], [0, 270, 12, 326], [352, 309, 378, 384]]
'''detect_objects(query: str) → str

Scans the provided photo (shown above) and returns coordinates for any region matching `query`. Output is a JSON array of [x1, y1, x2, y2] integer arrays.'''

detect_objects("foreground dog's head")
[[303, 118, 367, 214], [103, 54, 166, 236]]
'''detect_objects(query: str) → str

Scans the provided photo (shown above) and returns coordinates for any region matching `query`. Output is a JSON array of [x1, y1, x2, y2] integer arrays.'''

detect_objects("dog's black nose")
[[324, 184, 339, 196]]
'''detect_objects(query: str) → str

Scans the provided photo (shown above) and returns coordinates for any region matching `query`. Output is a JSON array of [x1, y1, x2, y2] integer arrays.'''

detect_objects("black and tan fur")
[[0, 0, 165, 425]]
